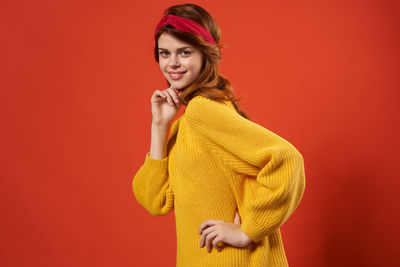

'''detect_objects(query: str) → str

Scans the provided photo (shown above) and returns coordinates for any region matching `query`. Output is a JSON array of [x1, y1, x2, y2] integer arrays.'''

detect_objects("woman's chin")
[[173, 84, 186, 91]]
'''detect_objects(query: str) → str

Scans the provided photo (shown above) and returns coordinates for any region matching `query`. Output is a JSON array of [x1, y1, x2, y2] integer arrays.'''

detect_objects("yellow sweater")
[[132, 95, 306, 266]]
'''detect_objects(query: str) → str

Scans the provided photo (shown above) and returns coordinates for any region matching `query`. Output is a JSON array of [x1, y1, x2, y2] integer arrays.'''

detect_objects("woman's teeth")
[[169, 72, 186, 80]]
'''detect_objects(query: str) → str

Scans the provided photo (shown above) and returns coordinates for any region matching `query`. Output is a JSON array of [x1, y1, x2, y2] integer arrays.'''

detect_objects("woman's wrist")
[[149, 120, 170, 160], [240, 230, 253, 247], [152, 119, 171, 129]]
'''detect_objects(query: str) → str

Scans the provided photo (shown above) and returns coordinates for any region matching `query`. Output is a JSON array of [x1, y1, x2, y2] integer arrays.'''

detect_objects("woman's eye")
[[159, 51, 191, 56]]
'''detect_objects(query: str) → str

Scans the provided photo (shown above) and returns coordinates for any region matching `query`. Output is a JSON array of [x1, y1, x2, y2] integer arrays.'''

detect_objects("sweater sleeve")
[[185, 95, 306, 243], [132, 152, 174, 216]]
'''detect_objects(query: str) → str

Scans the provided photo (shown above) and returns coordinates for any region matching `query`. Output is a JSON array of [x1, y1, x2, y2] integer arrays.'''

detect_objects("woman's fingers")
[[167, 87, 180, 104], [213, 237, 224, 252], [205, 231, 219, 253], [153, 90, 166, 101], [199, 225, 216, 247], [163, 89, 175, 106], [198, 220, 219, 234], [198, 221, 227, 253]]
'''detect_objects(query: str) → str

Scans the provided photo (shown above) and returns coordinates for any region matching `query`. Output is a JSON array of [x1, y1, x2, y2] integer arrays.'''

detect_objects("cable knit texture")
[[132, 95, 306, 266]]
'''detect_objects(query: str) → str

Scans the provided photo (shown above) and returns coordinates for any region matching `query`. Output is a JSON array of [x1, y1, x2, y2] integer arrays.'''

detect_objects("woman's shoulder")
[[186, 95, 235, 116], [185, 95, 240, 131]]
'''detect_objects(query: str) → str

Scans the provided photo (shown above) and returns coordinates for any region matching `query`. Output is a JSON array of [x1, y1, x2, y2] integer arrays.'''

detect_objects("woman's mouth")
[[169, 71, 186, 80]]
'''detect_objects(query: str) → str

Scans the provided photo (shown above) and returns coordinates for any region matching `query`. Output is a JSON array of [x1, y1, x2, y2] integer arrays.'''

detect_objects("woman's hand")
[[151, 87, 182, 126], [198, 209, 253, 253]]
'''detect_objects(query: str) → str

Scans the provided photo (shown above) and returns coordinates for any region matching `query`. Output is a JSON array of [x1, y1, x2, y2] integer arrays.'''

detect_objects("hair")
[[154, 3, 250, 120]]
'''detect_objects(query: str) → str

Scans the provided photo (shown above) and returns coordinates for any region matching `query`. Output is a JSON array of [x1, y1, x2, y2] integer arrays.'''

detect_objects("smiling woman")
[[157, 33, 203, 91], [132, 3, 306, 267]]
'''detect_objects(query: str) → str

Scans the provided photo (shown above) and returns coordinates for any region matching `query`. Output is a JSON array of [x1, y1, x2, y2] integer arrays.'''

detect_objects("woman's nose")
[[168, 54, 181, 67]]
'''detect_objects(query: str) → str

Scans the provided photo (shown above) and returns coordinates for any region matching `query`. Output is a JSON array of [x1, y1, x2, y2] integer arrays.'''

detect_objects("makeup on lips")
[[169, 71, 186, 80]]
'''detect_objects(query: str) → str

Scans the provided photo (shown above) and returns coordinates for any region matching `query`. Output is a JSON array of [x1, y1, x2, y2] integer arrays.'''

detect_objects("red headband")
[[155, 14, 216, 45]]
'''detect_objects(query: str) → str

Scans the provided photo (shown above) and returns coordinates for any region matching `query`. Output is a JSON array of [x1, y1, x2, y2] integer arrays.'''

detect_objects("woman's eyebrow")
[[158, 46, 192, 51]]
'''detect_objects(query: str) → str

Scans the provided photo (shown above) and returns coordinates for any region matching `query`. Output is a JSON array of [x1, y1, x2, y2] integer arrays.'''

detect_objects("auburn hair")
[[154, 3, 250, 120]]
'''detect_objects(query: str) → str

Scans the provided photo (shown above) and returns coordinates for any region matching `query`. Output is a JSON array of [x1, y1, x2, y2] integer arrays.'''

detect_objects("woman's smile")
[[169, 71, 186, 80], [158, 33, 203, 90]]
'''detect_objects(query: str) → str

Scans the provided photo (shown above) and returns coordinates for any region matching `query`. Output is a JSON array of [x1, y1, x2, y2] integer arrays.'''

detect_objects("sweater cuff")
[[241, 216, 266, 243], [144, 152, 168, 173]]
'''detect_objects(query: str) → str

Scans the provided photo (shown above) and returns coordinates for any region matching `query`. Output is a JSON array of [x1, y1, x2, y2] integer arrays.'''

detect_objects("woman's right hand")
[[151, 86, 182, 126]]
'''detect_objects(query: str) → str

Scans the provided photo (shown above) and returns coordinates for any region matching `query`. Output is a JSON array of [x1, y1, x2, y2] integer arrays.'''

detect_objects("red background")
[[1, 0, 399, 266]]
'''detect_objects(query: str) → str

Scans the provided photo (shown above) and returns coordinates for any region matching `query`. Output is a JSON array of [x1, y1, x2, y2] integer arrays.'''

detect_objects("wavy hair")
[[154, 3, 250, 120]]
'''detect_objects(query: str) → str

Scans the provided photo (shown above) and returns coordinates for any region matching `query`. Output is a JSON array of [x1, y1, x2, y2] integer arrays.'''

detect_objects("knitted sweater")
[[132, 95, 306, 266]]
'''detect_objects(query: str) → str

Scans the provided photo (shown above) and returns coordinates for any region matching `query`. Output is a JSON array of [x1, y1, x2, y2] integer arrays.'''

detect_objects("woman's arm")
[[132, 87, 181, 216], [132, 120, 174, 216], [186, 95, 306, 243], [149, 120, 170, 159]]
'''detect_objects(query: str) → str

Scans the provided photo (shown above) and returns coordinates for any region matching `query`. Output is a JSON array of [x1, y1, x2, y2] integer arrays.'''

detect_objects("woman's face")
[[158, 32, 204, 91]]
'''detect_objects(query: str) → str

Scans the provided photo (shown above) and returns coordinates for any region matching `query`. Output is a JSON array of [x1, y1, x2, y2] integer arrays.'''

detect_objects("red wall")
[[1, 0, 399, 266]]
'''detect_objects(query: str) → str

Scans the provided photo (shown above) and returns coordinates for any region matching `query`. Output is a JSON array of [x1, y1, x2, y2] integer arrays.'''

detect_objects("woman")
[[132, 3, 306, 266]]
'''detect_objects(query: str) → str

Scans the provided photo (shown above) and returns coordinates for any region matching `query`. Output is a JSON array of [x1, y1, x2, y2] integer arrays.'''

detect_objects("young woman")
[[132, 4, 306, 266]]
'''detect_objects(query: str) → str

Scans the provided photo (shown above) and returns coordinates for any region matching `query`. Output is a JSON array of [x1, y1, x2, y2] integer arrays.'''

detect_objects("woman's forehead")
[[158, 33, 194, 50]]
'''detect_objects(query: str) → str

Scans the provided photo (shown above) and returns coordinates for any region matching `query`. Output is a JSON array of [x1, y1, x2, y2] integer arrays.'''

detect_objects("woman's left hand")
[[198, 209, 253, 253]]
